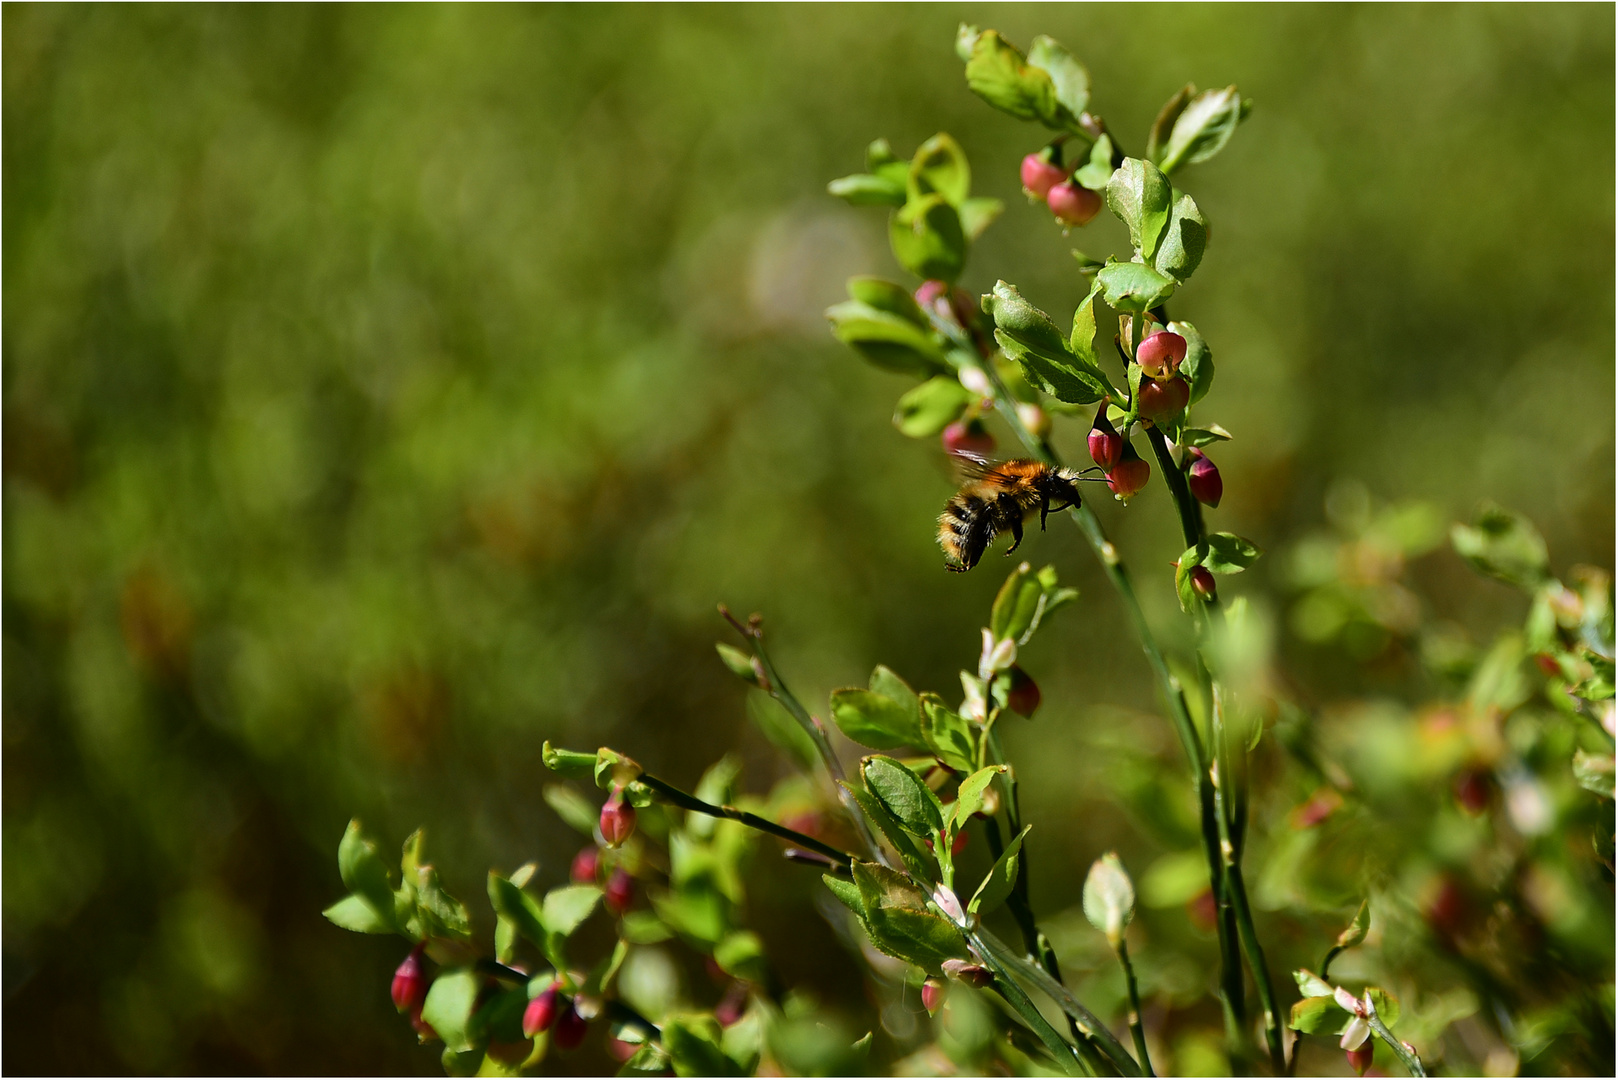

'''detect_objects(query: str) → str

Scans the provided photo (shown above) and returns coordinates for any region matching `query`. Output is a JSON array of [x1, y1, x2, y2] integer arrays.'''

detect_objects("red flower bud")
[[1534, 652, 1562, 677], [523, 985, 561, 1037], [1087, 404, 1123, 471], [1186, 449, 1222, 508], [1453, 768, 1490, 815], [1021, 151, 1069, 200], [605, 867, 635, 916], [913, 279, 949, 312], [1107, 442, 1151, 499], [941, 958, 995, 988], [391, 945, 429, 1013], [600, 791, 636, 847], [1006, 665, 1041, 717], [951, 829, 969, 856], [1186, 888, 1219, 933], [942, 419, 996, 458], [1136, 375, 1189, 422], [552, 1000, 588, 1051], [570, 846, 601, 884], [715, 981, 749, 1028], [1046, 180, 1101, 227], [1135, 331, 1187, 377], [1189, 565, 1217, 600], [1347, 1042, 1374, 1076], [607, 1037, 638, 1063], [921, 977, 947, 1016]]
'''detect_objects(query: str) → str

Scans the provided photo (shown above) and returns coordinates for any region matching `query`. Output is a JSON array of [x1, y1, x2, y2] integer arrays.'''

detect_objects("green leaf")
[[955, 23, 983, 63], [1081, 852, 1136, 944], [1452, 503, 1551, 590], [621, 910, 673, 944], [830, 688, 922, 750], [853, 863, 968, 972], [840, 781, 935, 881], [323, 894, 394, 934], [337, 820, 397, 930], [826, 300, 948, 377], [1203, 533, 1263, 574], [1096, 262, 1176, 313], [1573, 750, 1615, 798], [862, 756, 944, 836], [1070, 280, 1104, 367], [866, 138, 905, 177], [1026, 35, 1089, 120], [488, 872, 547, 949], [986, 281, 1112, 404], [894, 376, 973, 438], [1175, 546, 1206, 615], [827, 173, 906, 207], [541, 884, 602, 937], [542, 741, 597, 781], [821, 873, 868, 921], [920, 696, 977, 774], [1105, 158, 1172, 259], [1290, 994, 1351, 1034], [714, 930, 768, 982], [422, 969, 481, 1053], [1147, 84, 1194, 164], [664, 1015, 743, 1078], [1154, 192, 1207, 283], [964, 30, 1058, 126], [1293, 969, 1334, 999], [869, 665, 921, 722], [847, 276, 928, 325], [1182, 424, 1231, 448], [889, 194, 967, 283], [1073, 133, 1114, 191], [996, 332, 1107, 405], [990, 562, 1077, 646], [984, 280, 1069, 360], [952, 766, 1007, 828], [543, 783, 600, 836], [1337, 900, 1371, 948], [746, 690, 819, 772], [970, 824, 1030, 914], [411, 861, 473, 942], [1158, 86, 1249, 174], [1573, 653, 1615, 701], [908, 133, 971, 206], [1171, 320, 1214, 404], [1366, 987, 1401, 1028], [714, 643, 759, 685], [959, 197, 1004, 242]]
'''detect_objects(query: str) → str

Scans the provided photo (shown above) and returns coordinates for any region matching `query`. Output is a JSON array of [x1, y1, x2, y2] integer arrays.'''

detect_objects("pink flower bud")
[[1016, 402, 1051, 438], [604, 867, 634, 916], [1135, 331, 1187, 377], [1186, 448, 1222, 508], [523, 985, 561, 1037], [715, 981, 749, 1027], [607, 1037, 638, 1062], [921, 977, 947, 1016], [1189, 565, 1216, 600], [1347, 1042, 1374, 1076], [1046, 180, 1101, 227], [941, 958, 995, 988], [942, 419, 995, 458], [913, 279, 950, 312], [1006, 665, 1041, 717], [1021, 151, 1069, 200], [1088, 405, 1123, 471], [552, 1000, 588, 1051], [1136, 376, 1189, 422], [1107, 443, 1151, 499], [600, 790, 636, 847], [391, 945, 429, 1013], [570, 846, 601, 884]]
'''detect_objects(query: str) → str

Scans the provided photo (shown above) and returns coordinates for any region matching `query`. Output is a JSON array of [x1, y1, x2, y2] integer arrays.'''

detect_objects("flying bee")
[[938, 455, 1106, 572]]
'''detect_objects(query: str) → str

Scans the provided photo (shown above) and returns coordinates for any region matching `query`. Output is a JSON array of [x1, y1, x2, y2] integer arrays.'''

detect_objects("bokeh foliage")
[[3, 4, 1612, 1074]]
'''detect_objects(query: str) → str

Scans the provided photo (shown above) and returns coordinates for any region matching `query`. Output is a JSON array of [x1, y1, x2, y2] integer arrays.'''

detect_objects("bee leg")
[[1004, 517, 1024, 555]]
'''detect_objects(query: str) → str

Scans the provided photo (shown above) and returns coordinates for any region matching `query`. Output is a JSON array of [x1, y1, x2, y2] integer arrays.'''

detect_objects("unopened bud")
[[1347, 1042, 1374, 1076], [1088, 404, 1123, 471], [1047, 180, 1102, 227], [1189, 565, 1216, 600], [1016, 401, 1051, 438], [1453, 768, 1490, 815], [392, 944, 430, 1013], [1107, 442, 1151, 499], [715, 981, 749, 1028], [607, 1037, 638, 1063], [1186, 448, 1222, 508], [410, 1003, 438, 1042], [1136, 375, 1190, 422], [1006, 665, 1041, 717], [552, 1000, 588, 1051], [1187, 888, 1219, 932], [1135, 331, 1187, 377], [1020, 149, 1069, 200], [570, 846, 601, 884], [604, 867, 635, 916], [523, 985, 561, 1037], [914, 279, 950, 314], [921, 977, 947, 1016], [943, 418, 995, 458], [941, 958, 995, 988], [600, 790, 636, 847]]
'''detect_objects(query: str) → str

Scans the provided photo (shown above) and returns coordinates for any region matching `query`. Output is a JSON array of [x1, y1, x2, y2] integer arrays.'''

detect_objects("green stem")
[[635, 774, 854, 869], [1365, 1008, 1426, 1078], [1114, 938, 1155, 1076]]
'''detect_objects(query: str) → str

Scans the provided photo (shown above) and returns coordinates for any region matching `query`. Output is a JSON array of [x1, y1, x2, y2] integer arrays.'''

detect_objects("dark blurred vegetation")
[[3, 3, 1611, 1074]]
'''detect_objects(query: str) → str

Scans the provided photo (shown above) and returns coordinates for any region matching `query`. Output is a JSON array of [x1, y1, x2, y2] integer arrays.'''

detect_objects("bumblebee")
[[938, 456, 1096, 572]]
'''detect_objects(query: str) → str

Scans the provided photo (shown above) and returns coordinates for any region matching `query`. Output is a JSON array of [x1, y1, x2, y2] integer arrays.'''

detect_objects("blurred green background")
[[3, 3, 1611, 1074]]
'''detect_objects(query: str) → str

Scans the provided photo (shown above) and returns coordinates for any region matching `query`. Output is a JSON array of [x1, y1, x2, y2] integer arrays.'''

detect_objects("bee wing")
[[948, 451, 1003, 484]]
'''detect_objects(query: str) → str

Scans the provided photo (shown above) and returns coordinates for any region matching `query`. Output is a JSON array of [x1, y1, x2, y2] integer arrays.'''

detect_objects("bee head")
[[1046, 467, 1087, 502]]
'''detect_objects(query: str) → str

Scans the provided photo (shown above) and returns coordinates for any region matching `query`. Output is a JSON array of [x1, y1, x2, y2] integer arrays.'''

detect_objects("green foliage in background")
[[3, 4, 1613, 1075]]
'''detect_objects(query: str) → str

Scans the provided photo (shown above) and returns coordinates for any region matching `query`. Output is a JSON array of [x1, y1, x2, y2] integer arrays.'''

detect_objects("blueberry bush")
[[325, 26, 1614, 1077]]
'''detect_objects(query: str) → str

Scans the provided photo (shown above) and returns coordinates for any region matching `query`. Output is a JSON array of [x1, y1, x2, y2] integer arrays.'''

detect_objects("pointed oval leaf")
[[831, 688, 921, 750], [862, 756, 944, 836], [1105, 158, 1172, 259]]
